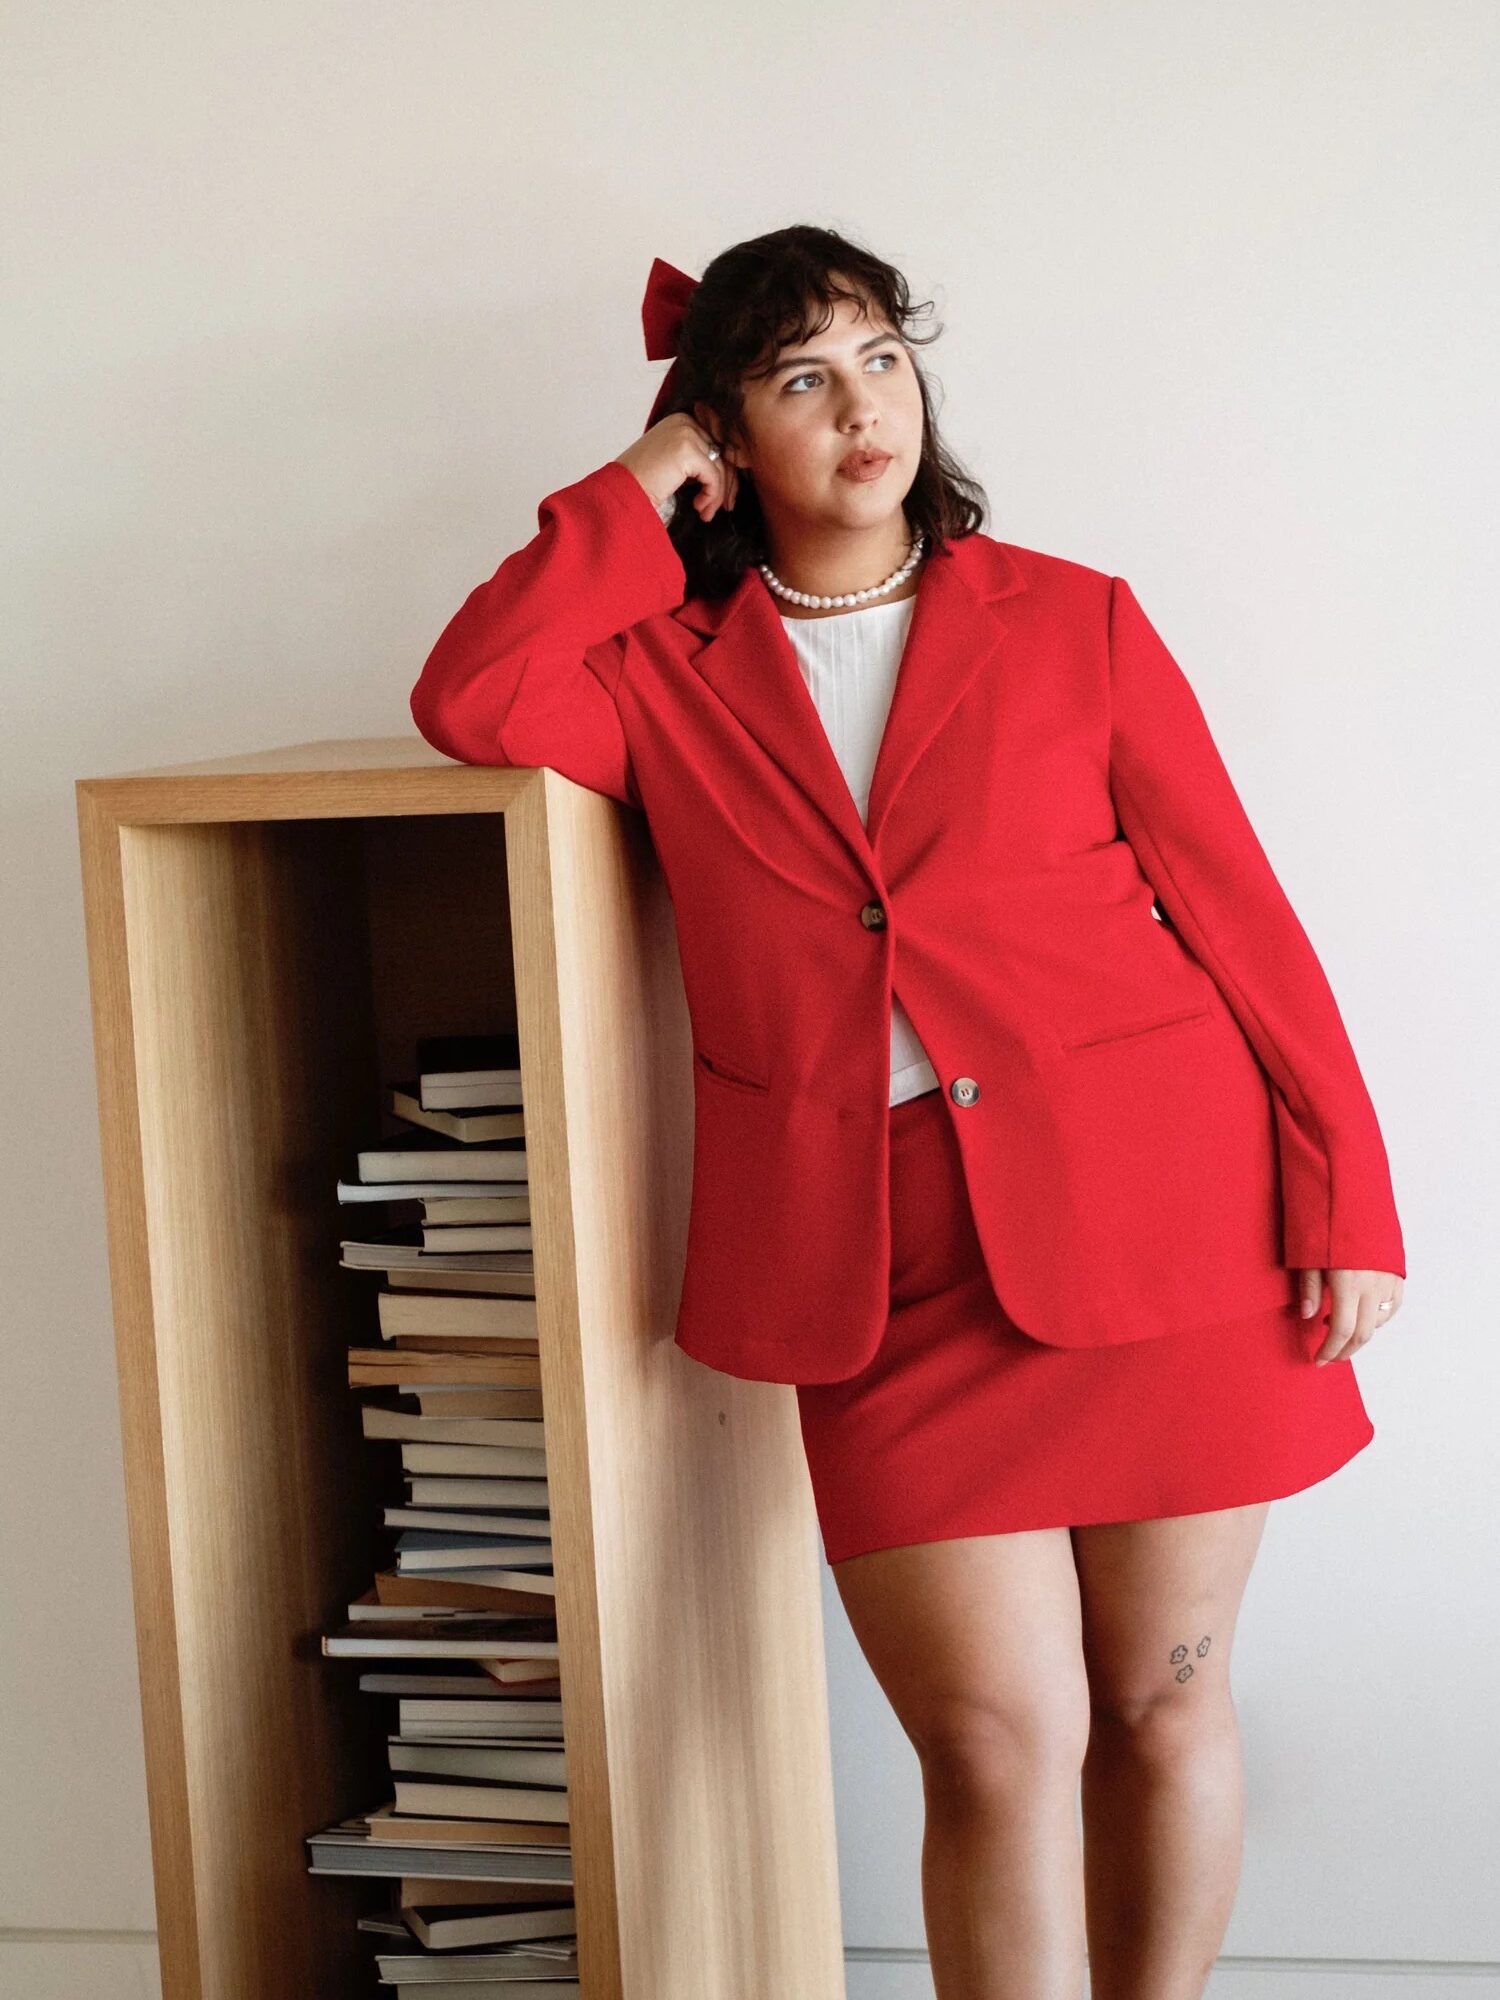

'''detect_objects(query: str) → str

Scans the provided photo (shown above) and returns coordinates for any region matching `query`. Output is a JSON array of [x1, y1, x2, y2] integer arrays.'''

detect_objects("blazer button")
[[859, 901, 887, 930], [950, 1076, 981, 1107]]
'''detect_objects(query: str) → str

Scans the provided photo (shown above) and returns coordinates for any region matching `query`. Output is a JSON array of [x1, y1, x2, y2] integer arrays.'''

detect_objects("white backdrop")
[[3, 3, 1494, 1993]]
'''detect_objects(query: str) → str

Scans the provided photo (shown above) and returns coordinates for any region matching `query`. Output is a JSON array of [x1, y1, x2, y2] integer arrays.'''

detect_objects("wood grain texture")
[[74, 741, 845, 2000]]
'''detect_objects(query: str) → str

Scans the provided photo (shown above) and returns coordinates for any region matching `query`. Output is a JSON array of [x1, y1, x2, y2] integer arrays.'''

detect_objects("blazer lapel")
[[678, 531, 1028, 871], [863, 537, 1025, 849]]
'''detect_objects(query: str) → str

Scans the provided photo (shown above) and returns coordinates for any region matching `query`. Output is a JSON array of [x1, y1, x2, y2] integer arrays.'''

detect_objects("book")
[[384, 1268, 541, 1297], [415, 1032, 524, 1109], [395, 1531, 552, 1570], [389, 1779, 568, 1825], [390, 1084, 527, 1137], [378, 1948, 577, 1983], [401, 1443, 547, 1478], [354, 1130, 530, 1185], [398, 1569, 555, 1602], [393, 1336, 540, 1356], [386, 1982, 578, 1998], [347, 1593, 520, 1626], [416, 1224, 533, 1252], [350, 1350, 542, 1388], [370, 1806, 569, 1845], [389, 1491, 549, 1524], [322, 1622, 558, 1660], [389, 1988, 579, 1999], [396, 1712, 568, 1744], [356, 1913, 412, 1939], [399, 1877, 574, 1908], [380, 1294, 540, 1341], [337, 1171, 520, 1204], [341, 1226, 535, 1274], [398, 1699, 563, 1733], [384, 1502, 550, 1533], [360, 1674, 554, 1698], [405, 1900, 576, 1947], [420, 1192, 531, 1222], [306, 1817, 571, 1885], [362, 1408, 545, 1448], [406, 1478, 555, 1512], [406, 1387, 544, 1418], [388, 1741, 567, 1785], [380, 1942, 577, 1969], [400, 1528, 552, 1560], [374, 1572, 551, 1614]]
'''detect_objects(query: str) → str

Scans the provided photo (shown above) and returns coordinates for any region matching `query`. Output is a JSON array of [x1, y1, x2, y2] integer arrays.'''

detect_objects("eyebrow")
[[764, 331, 900, 379]]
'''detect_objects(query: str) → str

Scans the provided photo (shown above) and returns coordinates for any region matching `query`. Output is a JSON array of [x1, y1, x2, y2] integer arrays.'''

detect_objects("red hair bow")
[[641, 255, 699, 432]]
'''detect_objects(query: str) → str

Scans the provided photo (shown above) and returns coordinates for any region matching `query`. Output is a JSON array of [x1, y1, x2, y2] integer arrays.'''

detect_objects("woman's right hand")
[[615, 413, 740, 524]]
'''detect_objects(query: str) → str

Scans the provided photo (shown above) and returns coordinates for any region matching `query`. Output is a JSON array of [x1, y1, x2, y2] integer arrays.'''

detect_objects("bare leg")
[[1071, 1502, 1271, 1999], [831, 1529, 1093, 2000]]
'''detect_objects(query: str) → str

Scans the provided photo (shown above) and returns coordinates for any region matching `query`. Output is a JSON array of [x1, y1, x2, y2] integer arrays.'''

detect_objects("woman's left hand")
[[1298, 1268, 1405, 1364]]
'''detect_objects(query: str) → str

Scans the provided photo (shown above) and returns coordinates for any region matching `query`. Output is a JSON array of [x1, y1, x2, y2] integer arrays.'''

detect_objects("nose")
[[838, 387, 881, 431]]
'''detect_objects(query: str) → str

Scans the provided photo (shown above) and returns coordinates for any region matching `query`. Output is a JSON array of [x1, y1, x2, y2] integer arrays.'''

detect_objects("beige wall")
[[3, 2, 1494, 1992]]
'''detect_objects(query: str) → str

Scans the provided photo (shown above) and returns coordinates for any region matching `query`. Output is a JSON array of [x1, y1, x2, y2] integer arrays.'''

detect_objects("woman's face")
[[715, 289, 925, 536]]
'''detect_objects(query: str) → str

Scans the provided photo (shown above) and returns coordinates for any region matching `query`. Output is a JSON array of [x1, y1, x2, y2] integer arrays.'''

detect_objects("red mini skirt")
[[795, 1084, 1375, 1567]]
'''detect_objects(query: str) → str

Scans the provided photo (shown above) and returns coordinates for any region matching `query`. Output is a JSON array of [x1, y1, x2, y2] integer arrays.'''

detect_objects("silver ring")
[[1378, 1299, 1393, 1311], [705, 445, 720, 461]]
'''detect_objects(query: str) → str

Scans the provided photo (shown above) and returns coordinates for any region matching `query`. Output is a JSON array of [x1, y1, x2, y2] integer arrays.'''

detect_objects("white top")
[[778, 595, 942, 1106]]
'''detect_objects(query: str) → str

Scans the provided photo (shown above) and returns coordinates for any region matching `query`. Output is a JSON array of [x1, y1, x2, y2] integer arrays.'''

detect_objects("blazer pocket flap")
[[694, 1046, 771, 1092], [1061, 1004, 1213, 1053]]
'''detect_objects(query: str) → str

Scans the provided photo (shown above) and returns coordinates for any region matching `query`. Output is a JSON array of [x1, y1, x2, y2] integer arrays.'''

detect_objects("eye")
[[784, 350, 900, 393]]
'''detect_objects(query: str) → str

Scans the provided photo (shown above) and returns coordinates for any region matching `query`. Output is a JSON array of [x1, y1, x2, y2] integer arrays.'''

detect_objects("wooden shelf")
[[76, 740, 846, 2000]]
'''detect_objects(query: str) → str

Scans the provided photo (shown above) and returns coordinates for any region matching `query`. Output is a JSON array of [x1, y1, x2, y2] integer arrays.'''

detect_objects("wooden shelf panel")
[[76, 754, 845, 2000]]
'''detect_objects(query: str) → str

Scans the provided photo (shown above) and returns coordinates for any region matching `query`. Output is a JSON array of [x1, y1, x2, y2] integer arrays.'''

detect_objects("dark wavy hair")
[[652, 224, 989, 601]]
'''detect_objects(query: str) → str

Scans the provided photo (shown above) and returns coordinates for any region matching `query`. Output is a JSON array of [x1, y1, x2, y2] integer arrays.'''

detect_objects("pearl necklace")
[[759, 531, 927, 609]]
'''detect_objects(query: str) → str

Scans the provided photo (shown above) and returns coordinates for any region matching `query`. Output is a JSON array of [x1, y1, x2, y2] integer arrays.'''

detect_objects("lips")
[[837, 450, 892, 481]]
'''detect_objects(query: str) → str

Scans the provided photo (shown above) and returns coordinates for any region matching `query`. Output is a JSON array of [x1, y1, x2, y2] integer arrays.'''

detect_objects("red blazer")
[[410, 458, 1405, 1385]]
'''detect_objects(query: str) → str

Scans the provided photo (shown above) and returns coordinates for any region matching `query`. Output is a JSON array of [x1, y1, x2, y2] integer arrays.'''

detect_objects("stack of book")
[[304, 1032, 581, 1995]]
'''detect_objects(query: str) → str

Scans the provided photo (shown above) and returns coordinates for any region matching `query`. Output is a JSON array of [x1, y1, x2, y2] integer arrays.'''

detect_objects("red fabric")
[[410, 458, 1405, 1385], [795, 1085, 1375, 1563], [640, 255, 697, 433]]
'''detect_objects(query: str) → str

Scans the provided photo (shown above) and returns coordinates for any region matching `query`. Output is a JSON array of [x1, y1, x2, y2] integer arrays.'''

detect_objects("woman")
[[411, 224, 1406, 1999]]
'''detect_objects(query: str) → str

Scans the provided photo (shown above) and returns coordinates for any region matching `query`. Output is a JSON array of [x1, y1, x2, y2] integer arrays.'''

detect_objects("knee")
[[1088, 1672, 1235, 1753], [1086, 1623, 1239, 1745], [909, 1691, 1091, 1804]]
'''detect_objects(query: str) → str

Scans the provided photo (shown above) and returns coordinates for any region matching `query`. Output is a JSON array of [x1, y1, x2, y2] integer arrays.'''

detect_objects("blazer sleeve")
[[1106, 574, 1405, 1278], [409, 458, 688, 808]]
